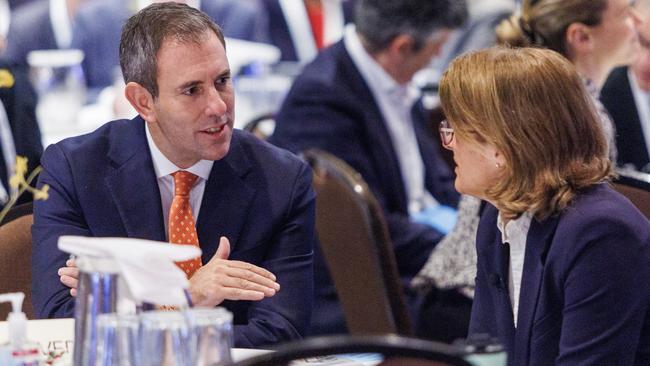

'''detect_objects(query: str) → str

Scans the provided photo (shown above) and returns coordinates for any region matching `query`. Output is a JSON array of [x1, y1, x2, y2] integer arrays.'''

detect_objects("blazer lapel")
[[482, 230, 516, 353], [340, 44, 408, 210], [105, 117, 166, 241], [513, 215, 559, 365], [196, 133, 255, 263]]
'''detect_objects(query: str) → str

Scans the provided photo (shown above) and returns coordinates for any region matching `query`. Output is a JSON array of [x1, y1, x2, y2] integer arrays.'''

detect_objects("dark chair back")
[[242, 113, 275, 140], [0, 206, 34, 319], [612, 169, 650, 219], [229, 335, 472, 366], [303, 149, 413, 336]]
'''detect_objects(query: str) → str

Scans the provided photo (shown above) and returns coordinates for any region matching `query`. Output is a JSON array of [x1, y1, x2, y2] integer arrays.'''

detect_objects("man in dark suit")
[[72, 0, 270, 90], [0, 59, 43, 203], [269, 0, 466, 335], [261, 0, 356, 63], [601, 34, 650, 173], [3, 0, 85, 65], [32, 3, 315, 348]]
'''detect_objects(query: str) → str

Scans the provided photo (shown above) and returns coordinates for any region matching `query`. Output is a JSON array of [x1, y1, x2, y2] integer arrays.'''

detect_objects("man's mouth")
[[203, 126, 224, 133]]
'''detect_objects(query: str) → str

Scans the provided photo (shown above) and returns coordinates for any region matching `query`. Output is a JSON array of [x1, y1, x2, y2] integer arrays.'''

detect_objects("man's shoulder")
[[292, 41, 358, 92], [46, 117, 144, 161]]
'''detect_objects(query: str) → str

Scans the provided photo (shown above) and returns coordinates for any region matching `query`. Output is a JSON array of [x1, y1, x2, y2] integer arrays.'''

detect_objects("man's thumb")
[[213, 236, 230, 260]]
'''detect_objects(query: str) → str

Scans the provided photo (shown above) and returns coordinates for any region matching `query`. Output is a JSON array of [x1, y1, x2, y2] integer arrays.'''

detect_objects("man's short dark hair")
[[355, 0, 467, 53], [119, 2, 225, 98]]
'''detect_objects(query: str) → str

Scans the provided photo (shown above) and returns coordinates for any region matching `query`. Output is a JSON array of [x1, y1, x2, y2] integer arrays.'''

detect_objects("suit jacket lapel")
[[513, 215, 559, 365], [105, 117, 166, 241], [340, 44, 408, 209], [196, 133, 255, 263], [482, 228, 516, 353]]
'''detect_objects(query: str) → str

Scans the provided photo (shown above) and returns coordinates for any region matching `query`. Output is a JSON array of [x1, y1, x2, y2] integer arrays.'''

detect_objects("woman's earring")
[[495, 162, 501, 169]]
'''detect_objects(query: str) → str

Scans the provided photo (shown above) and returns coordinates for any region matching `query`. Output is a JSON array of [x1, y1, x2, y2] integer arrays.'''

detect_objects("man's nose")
[[205, 87, 228, 116]]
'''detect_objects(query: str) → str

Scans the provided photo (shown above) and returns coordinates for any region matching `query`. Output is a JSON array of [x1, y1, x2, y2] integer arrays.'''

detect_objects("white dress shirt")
[[344, 25, 438, 215], [497, 211, 533, 327], [0, 100, 16, 203], [146, 125, 214, 239], [629, 68, 650, 162], [50, 0, 73, 49]]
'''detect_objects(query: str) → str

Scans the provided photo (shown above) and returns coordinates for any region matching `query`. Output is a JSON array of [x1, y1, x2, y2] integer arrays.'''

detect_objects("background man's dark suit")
[[3, 0, 57, 65], [600, 66, 650, 172], [32, 116, 315, 347], [269, 40, 459, 334], [470, 184, 650, 365], [0, 60, 43, 199], [260, 0, 355, 62]]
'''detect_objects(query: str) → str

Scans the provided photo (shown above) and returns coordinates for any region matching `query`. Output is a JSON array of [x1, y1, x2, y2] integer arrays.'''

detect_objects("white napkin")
[[58, 236, 201, 307]]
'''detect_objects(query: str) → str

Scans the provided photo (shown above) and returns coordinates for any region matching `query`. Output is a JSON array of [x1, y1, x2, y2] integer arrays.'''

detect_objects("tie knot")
[[172, 171, 198, 196]]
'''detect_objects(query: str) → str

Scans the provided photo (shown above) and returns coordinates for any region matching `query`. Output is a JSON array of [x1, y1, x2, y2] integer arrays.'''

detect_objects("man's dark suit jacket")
[[32, 117, 316, 347], [269, 40, 459, 334], [260, 0, 355, 62], [0, 60, 44, 199], [4, 0, 57, 65], [470, 184, 650, 365], [71, 0, 270, 90], [601, 66, 650, 172]]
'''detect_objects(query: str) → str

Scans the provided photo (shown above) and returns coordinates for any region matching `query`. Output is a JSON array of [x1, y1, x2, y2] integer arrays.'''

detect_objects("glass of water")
[[185, 307, 233, 366], [95, 313, 141, 366], [140, 311, 194, 366]]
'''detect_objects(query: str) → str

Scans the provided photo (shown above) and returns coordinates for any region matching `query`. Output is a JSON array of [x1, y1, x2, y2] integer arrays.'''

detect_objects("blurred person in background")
[[440, 46, 650, 366], [0, 59, 44, 205], [260, 0, 356, 63], [72, 0, 270, 91], [497, 0, 643, 163], [270, 0, 467, 338], [2, 0, 85, 65], [601, 0, 650, 173]]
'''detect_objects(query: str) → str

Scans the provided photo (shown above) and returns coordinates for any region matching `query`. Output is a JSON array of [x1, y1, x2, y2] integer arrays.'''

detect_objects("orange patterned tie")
[[169, 171, 202, 278]]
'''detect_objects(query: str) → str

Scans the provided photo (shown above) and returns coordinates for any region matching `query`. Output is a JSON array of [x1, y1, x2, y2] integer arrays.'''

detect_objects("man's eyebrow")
[[178, 80, 202, 91], [217, 69, 231, 78]]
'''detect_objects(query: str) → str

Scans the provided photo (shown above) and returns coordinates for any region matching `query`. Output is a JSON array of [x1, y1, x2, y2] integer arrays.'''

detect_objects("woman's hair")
[[495, 0, 608, 55], [439, 47, 613, 220]]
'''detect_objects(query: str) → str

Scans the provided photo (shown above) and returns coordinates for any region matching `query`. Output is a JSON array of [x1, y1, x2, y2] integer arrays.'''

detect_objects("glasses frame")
[[439, 120, 454, 149]]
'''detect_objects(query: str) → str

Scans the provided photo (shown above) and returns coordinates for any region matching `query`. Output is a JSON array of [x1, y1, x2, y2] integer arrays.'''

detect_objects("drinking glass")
[[95, 313, 141, 366], [140, 311, 194, 366], [185, 307, 233, 366]]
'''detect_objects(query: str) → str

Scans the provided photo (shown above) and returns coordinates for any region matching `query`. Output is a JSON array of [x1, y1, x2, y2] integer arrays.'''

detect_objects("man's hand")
[[58, 258, 79, 297], [188, 236, 280, 307]]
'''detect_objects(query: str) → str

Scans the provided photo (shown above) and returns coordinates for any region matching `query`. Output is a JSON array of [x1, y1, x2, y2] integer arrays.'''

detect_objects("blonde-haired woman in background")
[[497, 0, 642, 162], [439, 46, 650, 365]]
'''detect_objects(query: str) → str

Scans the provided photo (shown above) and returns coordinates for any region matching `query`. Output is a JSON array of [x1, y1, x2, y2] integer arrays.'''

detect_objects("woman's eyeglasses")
[[439, 120, 454, 149]]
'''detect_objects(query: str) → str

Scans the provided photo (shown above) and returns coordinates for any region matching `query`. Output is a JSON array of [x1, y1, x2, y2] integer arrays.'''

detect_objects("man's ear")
[[389, 34, 416, 58], [565, 22, 594, 55], [124, 81, 156, 122]]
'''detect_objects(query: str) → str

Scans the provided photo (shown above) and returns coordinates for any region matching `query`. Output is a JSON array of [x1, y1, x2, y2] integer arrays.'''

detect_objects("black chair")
[[0, 202, 34, 319], [302, 149, 413, 336], [228, 335, 472, 366], [612, 169, 650, 219], [242, 112, 276, 140]]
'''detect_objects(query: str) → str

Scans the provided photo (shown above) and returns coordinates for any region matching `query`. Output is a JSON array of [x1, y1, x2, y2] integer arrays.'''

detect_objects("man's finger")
[[223, 260, 277, 281], [213, 236, 230, 261]]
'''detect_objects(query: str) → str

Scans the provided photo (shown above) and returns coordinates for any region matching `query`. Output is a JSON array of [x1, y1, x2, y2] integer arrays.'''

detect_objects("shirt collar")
[[343, 24, 420, 107], [497, 211, 533, 244], [146, 123, 213, 180]]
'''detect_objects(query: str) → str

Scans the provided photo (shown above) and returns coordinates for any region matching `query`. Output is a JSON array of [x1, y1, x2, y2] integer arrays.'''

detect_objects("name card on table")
[[0, 318, 74, 361]]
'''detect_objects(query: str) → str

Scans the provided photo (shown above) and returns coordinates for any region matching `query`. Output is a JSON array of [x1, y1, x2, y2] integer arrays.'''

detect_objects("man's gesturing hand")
[[188, 236, 280, 307]]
